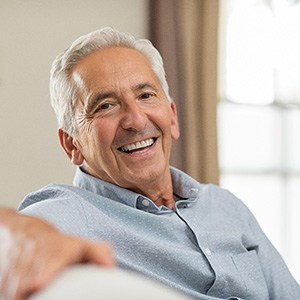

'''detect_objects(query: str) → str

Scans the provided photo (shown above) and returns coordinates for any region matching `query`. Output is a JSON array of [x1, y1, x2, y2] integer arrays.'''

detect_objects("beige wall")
[[0, 0, 149, 208]]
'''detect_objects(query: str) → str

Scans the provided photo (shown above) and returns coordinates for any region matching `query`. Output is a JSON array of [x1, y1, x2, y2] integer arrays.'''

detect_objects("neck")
[[131, 171, 175, 209]]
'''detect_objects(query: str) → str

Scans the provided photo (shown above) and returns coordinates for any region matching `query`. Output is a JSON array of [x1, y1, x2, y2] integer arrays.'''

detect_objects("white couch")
[[30, 265, 190, 300]]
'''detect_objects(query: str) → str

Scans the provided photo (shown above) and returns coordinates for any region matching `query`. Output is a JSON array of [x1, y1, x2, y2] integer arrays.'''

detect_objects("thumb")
[[82, 242, 116, 267]]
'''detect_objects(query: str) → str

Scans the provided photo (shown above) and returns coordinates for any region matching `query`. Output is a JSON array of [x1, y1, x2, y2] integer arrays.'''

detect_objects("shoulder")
[[18, 184, 96, 237], [19, 184, 87, 210], [199, 183, 254, 219], [171, 166, 250, 214]]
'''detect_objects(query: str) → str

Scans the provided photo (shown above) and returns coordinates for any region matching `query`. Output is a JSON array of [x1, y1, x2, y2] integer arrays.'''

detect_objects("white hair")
[[49, 27, 171, 136]]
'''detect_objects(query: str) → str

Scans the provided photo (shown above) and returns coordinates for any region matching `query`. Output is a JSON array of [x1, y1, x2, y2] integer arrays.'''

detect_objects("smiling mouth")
[[118, 138, 157, 154]]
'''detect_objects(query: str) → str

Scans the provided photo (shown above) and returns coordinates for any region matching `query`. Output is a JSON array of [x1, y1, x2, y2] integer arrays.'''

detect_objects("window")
[[218, 0, 300, 282]]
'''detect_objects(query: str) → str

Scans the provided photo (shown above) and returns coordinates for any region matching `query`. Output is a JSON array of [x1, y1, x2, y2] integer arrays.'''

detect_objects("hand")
[[0, 208, 115, 300]]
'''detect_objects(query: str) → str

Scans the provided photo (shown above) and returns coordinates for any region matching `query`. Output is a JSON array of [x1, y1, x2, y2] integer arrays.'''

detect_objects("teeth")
[[121, 138, 154, 152]]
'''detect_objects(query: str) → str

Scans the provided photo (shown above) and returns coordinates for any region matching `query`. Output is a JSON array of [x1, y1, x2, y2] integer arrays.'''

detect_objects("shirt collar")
[[73, 167, 200, 213], [73, 168, 140, 208], [170, 167, 200, 199]]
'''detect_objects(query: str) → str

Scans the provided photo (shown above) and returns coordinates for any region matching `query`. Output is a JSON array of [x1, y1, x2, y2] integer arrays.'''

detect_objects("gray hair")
[[49, 27, 171, 136]]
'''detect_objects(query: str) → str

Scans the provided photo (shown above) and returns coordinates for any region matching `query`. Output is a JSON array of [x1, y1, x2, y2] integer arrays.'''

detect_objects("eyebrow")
[[132, 82, 158, 93], [85, 91, 115, 113]]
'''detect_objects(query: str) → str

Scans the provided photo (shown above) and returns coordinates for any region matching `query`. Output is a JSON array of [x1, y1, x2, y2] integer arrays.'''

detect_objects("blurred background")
[[0, 0, 299, 282]]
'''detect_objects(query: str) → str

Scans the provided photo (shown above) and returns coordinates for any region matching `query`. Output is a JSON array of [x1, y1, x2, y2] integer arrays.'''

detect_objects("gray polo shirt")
[[19, 167, 300, 299]]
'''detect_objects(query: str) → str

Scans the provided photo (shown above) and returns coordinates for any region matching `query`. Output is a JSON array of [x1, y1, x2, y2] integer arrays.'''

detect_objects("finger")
[[10, 237, 38, 300], [26, 238, 115, 295], [83, 242, 116, 267], [0, 229, 24, 300]]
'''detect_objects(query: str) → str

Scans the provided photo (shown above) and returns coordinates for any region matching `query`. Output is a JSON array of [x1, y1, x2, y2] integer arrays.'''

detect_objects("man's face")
[[68, 47, 179, 191]]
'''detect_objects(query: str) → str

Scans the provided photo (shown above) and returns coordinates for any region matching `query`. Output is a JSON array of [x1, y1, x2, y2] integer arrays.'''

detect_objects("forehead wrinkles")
[[73, 64, 157, 101]]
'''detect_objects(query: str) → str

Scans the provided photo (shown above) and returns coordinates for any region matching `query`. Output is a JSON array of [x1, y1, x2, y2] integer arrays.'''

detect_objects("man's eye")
[[99, 103, 112, 110], [140, 93, 153, 100]]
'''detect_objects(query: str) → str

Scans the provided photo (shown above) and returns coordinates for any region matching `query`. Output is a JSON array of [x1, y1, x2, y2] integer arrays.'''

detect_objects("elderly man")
[[15, 28, 300, 299]]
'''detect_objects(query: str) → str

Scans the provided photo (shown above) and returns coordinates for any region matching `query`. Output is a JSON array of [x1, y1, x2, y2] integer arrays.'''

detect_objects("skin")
[[59, 47, 180, 209], [0, 208, 115, 300]]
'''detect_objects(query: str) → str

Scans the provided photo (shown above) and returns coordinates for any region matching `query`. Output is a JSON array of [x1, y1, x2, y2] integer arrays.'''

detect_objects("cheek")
[[153, 109, 176, 135], [90, 121, 116, 151]]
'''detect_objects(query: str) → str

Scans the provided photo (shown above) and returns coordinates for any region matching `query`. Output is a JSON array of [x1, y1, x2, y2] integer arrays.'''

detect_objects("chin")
[[130, 165, 166, 182]]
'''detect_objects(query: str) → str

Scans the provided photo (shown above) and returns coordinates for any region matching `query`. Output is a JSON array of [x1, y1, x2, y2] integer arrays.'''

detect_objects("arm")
[[0, 207, 115, 300]]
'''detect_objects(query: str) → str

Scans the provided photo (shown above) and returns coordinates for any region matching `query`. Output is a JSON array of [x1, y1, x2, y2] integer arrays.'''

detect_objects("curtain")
[[150, 0, 220, 184]]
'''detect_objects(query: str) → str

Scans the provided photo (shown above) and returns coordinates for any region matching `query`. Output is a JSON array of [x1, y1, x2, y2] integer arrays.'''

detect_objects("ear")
[[58, 129, 84, 166], [170, 101, 180, 140]]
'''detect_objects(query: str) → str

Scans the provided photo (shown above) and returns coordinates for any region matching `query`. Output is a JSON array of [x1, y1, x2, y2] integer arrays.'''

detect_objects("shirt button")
[[204, 248, 212, 256], [141, 199, 150, 207]]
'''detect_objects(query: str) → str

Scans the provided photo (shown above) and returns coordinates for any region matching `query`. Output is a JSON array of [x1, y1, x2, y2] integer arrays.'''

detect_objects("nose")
[[120, 101, 147, 131]]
